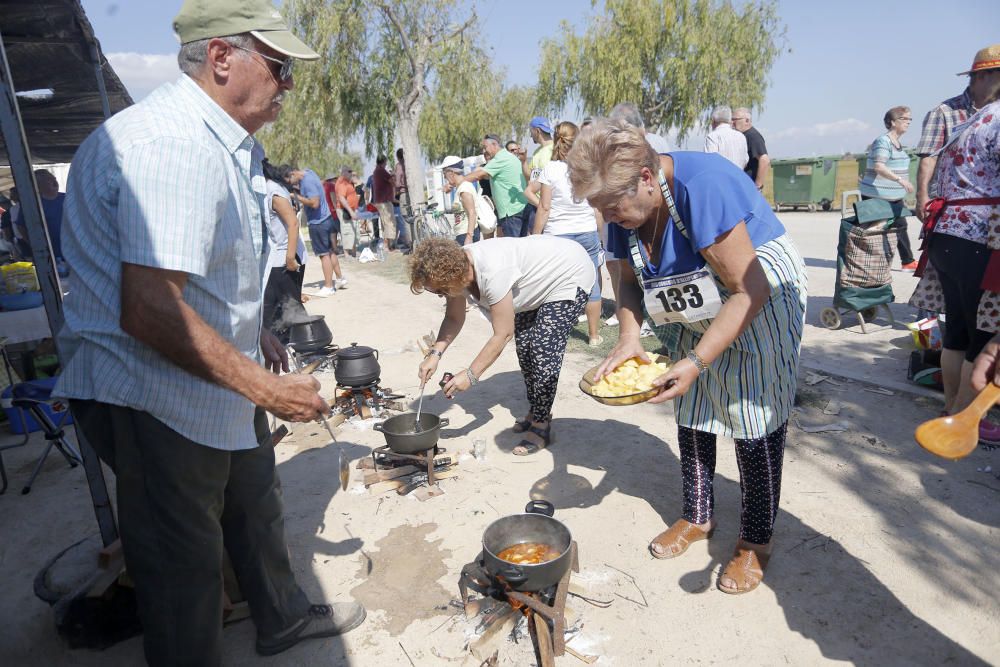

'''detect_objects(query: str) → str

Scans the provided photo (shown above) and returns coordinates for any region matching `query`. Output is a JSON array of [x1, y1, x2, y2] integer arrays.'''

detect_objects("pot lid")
[[337, 343, 377, 359]]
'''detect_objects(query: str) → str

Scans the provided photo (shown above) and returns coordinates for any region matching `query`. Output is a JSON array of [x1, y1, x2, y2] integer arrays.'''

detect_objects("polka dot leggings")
[[513, 288, 588, 423], [677, 422, 787, 545]]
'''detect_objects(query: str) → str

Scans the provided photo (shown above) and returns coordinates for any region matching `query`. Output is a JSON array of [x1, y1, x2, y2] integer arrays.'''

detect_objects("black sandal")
[[513, 425, 552, 456], [512, 418, 533, 433]]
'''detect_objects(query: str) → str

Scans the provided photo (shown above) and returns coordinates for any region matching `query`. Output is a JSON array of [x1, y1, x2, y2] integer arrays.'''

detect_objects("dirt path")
[[0, 236, 997, 666]]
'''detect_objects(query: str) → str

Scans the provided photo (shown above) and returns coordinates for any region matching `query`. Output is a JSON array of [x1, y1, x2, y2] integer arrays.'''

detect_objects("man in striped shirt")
[[55, 1, 365, 663], [915, 45, 1000, 219]]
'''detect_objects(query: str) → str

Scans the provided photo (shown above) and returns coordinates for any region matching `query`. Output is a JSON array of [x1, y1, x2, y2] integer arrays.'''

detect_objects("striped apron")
[[627, 171, 808, 439]]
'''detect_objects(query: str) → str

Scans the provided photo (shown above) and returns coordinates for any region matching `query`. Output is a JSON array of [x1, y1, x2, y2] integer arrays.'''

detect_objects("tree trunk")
[[398, 103, 425, 211]]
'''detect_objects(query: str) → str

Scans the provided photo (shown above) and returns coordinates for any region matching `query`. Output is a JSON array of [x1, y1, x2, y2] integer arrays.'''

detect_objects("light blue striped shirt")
[[55, 75, 270, 451]]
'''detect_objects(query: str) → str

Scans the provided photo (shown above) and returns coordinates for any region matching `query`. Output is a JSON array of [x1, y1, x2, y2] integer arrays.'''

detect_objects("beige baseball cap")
[[173, 0, 319, 60]]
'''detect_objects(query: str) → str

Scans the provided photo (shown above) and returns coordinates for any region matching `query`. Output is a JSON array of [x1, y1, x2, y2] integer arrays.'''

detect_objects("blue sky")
[[81, 0, 997, 159]]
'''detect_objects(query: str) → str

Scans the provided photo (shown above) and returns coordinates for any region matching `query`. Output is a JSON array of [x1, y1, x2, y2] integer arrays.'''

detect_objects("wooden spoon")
[[915, 384, 1000, 460], [319, 412, 351, 491]]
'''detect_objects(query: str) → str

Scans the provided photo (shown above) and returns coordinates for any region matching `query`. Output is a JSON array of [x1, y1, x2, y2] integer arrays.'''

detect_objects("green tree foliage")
[[255, 3, 361, 176], [418, 43, 535, 162], [263, 0, 534, 206], [536, 0, 785, 139]]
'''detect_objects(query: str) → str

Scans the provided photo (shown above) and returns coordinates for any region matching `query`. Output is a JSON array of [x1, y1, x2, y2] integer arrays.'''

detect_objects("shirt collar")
[[176, 75, 254, 155]]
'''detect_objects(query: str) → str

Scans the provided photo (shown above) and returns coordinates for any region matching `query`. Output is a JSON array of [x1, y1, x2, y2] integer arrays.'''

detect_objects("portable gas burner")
[[291, 344, 339, 371], [459, 541, 579, 667]]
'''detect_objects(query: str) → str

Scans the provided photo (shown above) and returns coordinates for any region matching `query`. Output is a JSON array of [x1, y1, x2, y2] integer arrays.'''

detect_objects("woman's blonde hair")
[[409, 238, 469, 295], [551, 121, 579, 161], [565, 118, 658, 209]]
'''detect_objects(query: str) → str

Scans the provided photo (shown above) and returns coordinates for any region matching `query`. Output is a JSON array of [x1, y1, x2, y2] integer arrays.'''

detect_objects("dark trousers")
[[498, 206, 530, 238], [72, 401, 310, 666], [861, 195, 914, 264], [263, 260, 306, 332]]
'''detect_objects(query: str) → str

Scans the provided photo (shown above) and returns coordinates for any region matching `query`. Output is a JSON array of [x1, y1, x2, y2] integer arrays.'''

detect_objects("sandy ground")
[[1, 213, 998, 666]]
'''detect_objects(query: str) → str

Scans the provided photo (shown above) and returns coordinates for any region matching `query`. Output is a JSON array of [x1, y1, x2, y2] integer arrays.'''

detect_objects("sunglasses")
[[232, 44, 294, 81]]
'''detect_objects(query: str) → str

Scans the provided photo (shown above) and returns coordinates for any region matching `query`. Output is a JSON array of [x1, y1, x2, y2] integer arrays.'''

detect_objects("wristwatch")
[[425, 348, 443, 358], [686, 350, 709, 375]]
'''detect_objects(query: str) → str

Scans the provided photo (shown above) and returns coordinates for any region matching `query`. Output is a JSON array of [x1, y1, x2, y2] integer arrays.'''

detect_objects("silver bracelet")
[[465, 368, 479, 385], [686, 350, 708, 375]]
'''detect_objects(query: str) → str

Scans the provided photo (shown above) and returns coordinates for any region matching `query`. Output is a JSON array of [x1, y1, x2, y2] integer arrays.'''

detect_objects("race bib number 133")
[[643, 268, 722, 325]]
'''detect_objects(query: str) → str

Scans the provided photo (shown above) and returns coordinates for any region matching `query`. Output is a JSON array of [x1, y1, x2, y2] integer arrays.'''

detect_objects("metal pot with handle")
[[334, 343, 381, 386], [286, 315, 333, 353], [373, 412, 449, 454], [481, 500, 572, 592]]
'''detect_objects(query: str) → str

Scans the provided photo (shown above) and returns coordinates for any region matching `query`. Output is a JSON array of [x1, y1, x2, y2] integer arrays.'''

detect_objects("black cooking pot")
[[287, 315, 332, 353], [482, 500, 572, 592], [334, 343, 380, 386], [373, 412, 449, 454]]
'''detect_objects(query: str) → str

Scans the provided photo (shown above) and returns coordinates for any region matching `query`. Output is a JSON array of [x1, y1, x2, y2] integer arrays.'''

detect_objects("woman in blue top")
[[858, 105, 917, 268], [567, 119, 807, 595]]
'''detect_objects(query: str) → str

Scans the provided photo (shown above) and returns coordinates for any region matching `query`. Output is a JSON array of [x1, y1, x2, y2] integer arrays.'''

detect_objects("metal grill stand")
[[459, 541, 579, 667], [371, 445, 441, 487]]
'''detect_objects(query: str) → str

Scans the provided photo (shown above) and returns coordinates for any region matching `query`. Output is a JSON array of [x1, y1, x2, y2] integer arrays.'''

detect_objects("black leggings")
[[513, 288, 588, 422], [928, 233, 994, 361], [678, 422, 787, 545]]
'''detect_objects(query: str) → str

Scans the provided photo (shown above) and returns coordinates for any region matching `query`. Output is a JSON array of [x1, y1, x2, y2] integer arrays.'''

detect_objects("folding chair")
[[0, 377, 81, 494]]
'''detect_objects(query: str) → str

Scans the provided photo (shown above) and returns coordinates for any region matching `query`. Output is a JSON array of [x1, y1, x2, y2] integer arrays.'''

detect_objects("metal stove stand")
[[371, 445, 443, 487], [459, 541, 579, 667]]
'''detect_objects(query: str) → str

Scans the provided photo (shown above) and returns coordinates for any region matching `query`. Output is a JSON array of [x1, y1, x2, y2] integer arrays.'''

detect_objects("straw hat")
[[958, 44, 1000, 75]]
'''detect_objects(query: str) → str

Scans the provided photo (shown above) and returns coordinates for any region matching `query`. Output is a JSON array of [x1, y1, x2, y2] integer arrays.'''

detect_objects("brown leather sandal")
[[718, 540, 771, 594], [648, 519, 714, 560]]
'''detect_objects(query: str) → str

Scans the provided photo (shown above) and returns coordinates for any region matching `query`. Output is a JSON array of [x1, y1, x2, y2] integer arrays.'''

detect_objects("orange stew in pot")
[[497, 542, 561, 565]]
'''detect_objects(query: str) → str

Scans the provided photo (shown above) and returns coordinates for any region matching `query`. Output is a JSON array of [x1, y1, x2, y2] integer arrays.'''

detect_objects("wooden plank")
[[363, 465, 419, 486], [367, 468, 458, 495]]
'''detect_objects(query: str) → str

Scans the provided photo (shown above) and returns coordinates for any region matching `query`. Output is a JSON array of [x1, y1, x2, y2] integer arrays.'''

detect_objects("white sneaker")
[[640, 322, 654, 338], [334, 278, 349, 289], [605, 314, 619, 326], [314, 286, 336, 297]]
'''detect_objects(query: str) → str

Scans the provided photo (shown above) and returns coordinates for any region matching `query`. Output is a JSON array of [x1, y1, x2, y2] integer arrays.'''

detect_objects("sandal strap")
[[720, 543, 770, 592], [527, 425, 550, 439]]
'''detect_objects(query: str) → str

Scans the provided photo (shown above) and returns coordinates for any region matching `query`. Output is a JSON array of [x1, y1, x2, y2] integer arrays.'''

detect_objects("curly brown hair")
[[409, 238, 470, 296]]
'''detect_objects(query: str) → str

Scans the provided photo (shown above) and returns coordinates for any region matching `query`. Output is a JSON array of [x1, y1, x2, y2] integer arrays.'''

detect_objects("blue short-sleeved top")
[[300, 169, 331, 223], [607, 152, 785, 279]]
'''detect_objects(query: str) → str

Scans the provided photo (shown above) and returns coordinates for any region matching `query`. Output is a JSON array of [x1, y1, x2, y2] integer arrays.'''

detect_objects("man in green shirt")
[[465, 134, 529, 237]]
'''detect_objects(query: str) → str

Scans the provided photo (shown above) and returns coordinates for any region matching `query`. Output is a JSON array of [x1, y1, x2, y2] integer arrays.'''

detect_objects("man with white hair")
[[704, 105, 749, 169], [54, 1, 365, 662], [732, 107, 770, 191]]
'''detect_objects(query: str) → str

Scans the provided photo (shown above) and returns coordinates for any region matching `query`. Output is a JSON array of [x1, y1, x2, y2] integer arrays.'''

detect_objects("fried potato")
[[589, 357, 671, 397]]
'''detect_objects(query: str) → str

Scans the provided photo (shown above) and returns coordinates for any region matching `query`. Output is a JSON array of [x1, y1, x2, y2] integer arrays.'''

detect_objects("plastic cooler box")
[[1, 377, 73, 434]]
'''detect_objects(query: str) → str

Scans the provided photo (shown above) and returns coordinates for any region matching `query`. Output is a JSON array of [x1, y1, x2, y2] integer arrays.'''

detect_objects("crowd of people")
[[4, 0, 996, 659]]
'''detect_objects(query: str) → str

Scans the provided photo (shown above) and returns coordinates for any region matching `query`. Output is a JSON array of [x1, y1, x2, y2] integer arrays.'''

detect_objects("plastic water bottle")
[[376, 244, 386, 262]]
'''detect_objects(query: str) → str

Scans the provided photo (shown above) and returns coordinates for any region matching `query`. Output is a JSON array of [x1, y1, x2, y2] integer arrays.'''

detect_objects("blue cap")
[[529, 116, 553, 134]]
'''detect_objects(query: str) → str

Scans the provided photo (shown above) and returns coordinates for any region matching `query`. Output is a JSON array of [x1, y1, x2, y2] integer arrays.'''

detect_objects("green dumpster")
[[855, 148, 919, 208], [772, 156, 839, 212]]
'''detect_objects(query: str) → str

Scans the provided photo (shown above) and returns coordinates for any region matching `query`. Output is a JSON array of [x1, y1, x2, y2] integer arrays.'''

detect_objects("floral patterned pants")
[[514, 288, 588, 423], [678, 422, 787, 545]]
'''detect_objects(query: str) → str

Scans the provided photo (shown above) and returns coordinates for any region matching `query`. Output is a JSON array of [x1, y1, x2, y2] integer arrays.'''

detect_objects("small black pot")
[[373, 412, 449, 454], [481, 501, 572, 592], [334, 343, 381, 387], [287, 315, 332, 353]]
